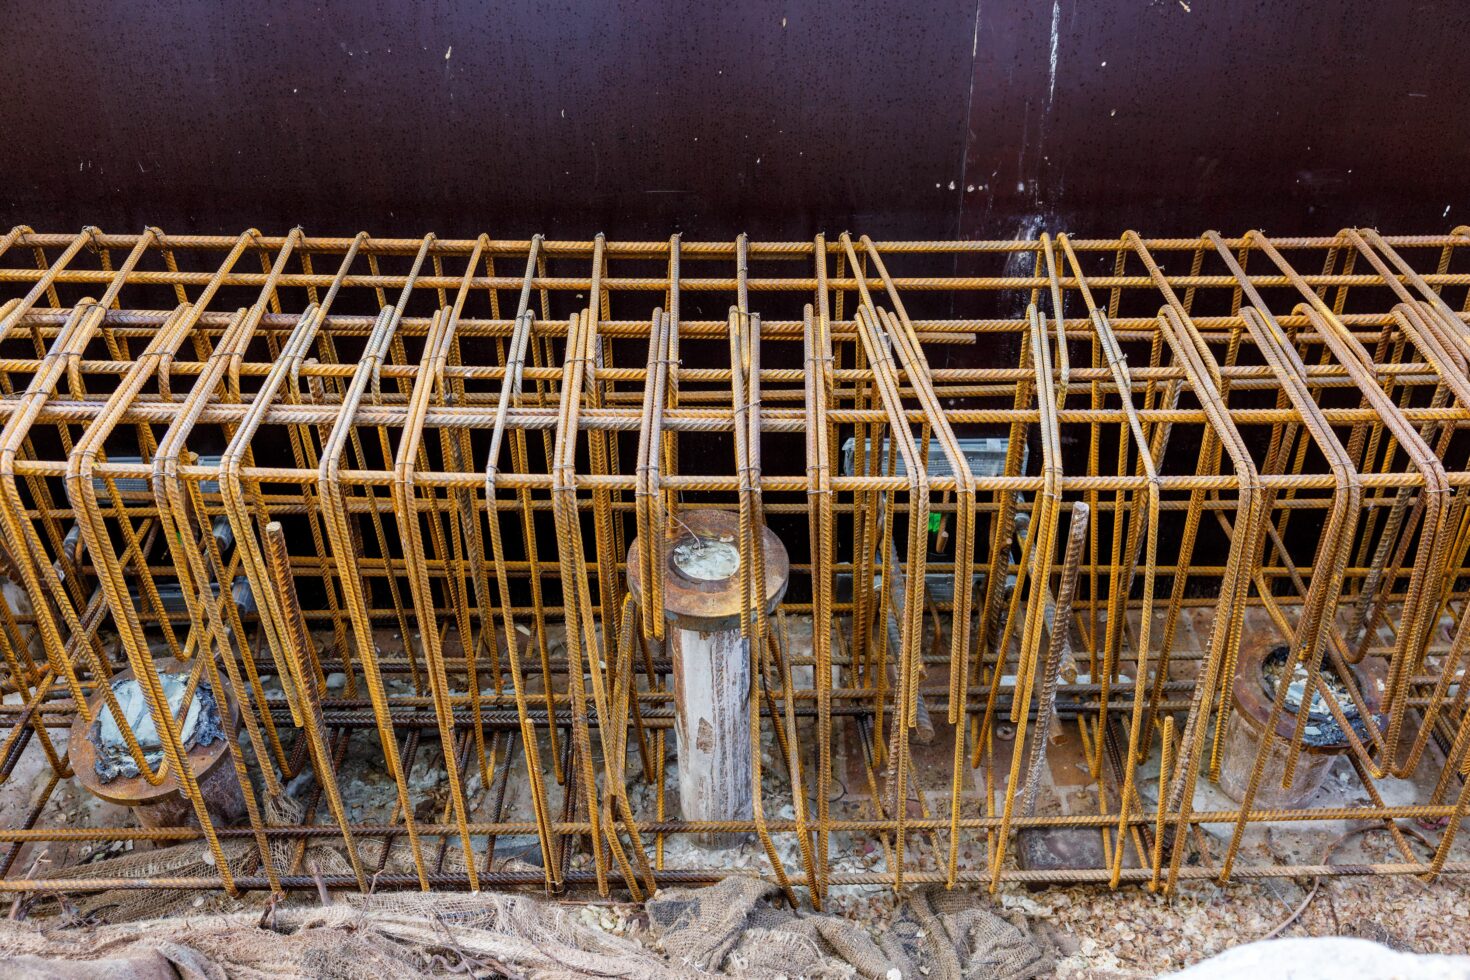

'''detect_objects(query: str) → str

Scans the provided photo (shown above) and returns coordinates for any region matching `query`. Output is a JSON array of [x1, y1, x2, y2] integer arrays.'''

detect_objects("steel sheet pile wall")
[[2, 226, 1470, 904]]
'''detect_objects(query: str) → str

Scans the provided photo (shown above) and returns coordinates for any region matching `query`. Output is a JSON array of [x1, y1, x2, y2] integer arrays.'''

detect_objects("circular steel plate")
[[68, 658, 236, 808], [626, 508, 789, 632]]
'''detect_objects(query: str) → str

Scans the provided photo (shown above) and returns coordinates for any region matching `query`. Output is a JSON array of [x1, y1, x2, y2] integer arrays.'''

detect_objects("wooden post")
[[625, 508, 789, 849], [669, 624, 752, 846]]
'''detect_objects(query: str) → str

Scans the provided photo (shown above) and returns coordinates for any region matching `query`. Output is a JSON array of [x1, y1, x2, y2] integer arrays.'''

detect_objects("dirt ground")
[[540, 870, 1470, 978], [5, 607, 1470, 976]]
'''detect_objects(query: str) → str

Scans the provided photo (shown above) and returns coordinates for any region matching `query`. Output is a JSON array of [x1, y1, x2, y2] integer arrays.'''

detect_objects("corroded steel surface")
[[5, 3, 1469, 241]]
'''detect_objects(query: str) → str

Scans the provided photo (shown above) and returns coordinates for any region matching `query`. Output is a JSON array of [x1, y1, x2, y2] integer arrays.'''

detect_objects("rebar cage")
[[3, 225, 1470, 906]]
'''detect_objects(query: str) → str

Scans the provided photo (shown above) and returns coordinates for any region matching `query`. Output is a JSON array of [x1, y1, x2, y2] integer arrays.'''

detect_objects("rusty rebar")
[[0, 226, 1468, 905]]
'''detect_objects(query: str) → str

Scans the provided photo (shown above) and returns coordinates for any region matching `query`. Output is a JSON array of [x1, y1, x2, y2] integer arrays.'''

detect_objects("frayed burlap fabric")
[[0, 891, 690, 980], [648, 875, 1051, 980], [912, 885, 1054, 980], [3, 860, 1048, 979], [650, 875, 889, 978]]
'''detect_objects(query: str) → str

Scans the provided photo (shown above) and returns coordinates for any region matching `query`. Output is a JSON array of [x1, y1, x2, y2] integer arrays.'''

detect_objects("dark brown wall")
[[2, 0, 1467, 240]]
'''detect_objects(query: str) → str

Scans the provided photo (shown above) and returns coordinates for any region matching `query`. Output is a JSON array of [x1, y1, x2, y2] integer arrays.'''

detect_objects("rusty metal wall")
[[2, 1, 1467, 241]]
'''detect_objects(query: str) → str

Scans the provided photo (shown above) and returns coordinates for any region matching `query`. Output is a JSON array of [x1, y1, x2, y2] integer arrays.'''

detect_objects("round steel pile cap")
[[69, 659, 236, 808], [626, 508, 789, 632], [1230, 636, 1386, 752]]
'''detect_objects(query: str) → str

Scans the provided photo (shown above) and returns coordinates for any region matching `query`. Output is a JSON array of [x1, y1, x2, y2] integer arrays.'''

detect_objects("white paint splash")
[[1003, 214, 1047, 291], [953, 0, 984, 236], [1047, 0, 1060, 109]]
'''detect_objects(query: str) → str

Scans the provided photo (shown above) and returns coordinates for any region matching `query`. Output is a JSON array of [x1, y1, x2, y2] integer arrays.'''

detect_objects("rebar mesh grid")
[[2, 225, 1470, 905]]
